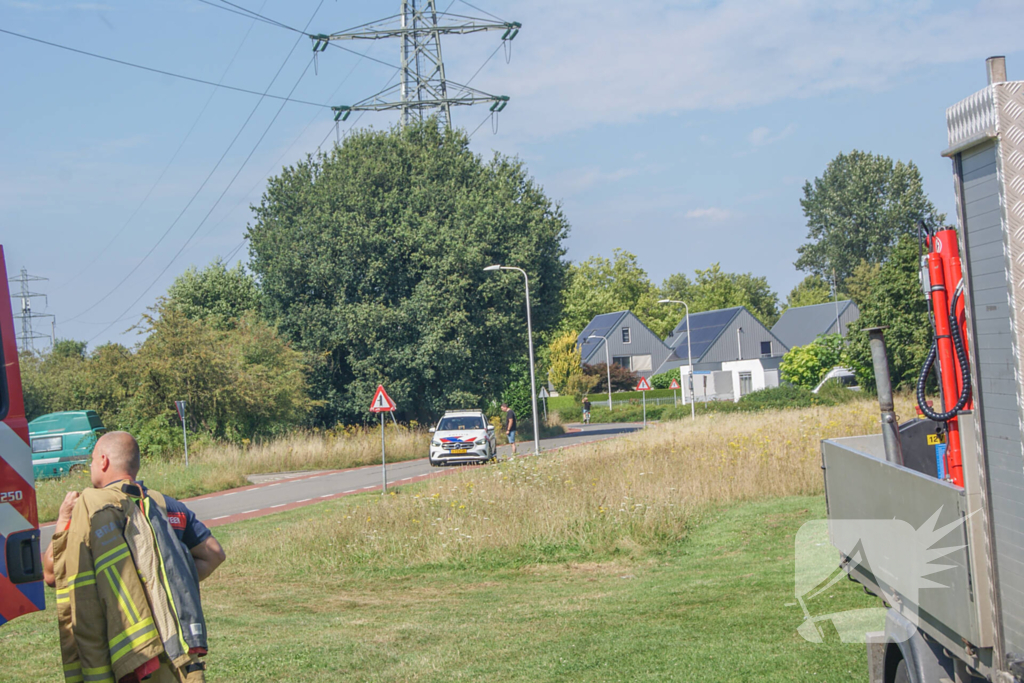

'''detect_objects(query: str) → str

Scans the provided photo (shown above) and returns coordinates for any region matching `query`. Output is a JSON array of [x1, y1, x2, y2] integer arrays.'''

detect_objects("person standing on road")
[[501, 402, 517, 456], [582, 398, 592, 425]]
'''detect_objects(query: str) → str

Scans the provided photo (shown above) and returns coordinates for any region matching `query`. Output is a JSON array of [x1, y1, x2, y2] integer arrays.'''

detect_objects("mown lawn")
[[1, 494, 877, 682]]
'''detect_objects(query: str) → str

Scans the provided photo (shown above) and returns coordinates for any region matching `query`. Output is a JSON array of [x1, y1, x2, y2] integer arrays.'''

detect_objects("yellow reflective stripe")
[[63, 675, 83, 683], [94, 547, 131, 574], [82, 671, 114, 683], [109, 620, 157, 664], [102, 568, 140, 624], [107, 617, 154, 650], [64, 663, 81, 672], [66, 571, 95, 587], [143, 497, 189, 654], [82, 665, 111, 674], [94, 542, 128, 565]]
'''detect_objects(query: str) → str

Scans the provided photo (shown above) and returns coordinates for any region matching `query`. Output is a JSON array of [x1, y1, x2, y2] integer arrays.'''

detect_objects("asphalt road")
[[40, 422, 641, 548]]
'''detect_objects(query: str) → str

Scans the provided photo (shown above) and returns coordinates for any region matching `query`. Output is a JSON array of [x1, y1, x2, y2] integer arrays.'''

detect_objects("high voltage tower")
[[311, 0, 520, 129], [9, 267, 55, 351]]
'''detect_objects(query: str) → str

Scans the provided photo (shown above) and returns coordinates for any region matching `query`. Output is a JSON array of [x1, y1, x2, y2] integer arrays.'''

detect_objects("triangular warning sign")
[[669, 378, 680, 390], [635, 376, 652, 391], [369, 385, 397, 412]]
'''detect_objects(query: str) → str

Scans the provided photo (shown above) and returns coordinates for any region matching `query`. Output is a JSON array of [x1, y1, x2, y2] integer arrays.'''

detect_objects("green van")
[[29, 411, 105, 480]]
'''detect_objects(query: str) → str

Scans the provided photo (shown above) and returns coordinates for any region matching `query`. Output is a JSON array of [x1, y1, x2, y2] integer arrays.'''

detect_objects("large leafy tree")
[[845, 235, 932, 392], [546, 330, 582, 394], [796, 150, 943, 286], [785, 275, 833, 310], [247, 122, 570, 425], [779, 334, 847, 388], [660, 263, 780, 328], [560, 249, 661, 334]]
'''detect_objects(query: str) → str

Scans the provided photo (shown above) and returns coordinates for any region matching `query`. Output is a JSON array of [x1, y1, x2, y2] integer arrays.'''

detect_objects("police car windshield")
[[437, 416, 485, 431]]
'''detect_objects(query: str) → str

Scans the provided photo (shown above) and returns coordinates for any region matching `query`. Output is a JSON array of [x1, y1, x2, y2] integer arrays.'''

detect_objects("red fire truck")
[[0, 245, 45, 625]]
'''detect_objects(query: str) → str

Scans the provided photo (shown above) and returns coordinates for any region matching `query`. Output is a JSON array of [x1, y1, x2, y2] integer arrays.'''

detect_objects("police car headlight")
[[474, 438, 486, 445], [431, 440, 441, 447]]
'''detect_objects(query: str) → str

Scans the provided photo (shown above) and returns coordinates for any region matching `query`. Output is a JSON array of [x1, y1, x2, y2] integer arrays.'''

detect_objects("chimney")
[[987, 56, 1007, 85]]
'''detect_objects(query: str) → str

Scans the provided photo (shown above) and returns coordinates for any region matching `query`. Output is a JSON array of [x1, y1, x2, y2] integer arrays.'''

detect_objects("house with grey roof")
[[770, 300, 860, 349], [656, 306, 789, 401], [577, 311, 673, 379]]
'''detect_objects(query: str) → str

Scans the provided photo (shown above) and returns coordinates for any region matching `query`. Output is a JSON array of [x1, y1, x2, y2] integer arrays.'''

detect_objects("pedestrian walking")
[[501, 402, 517, 457]]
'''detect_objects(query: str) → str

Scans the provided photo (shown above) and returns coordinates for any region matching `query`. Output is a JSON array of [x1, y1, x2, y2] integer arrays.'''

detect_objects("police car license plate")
[[449, 448, 468, 454]]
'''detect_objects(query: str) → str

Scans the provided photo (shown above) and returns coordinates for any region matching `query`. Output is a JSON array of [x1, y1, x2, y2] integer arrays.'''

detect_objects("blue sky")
[[3, 0, 1024, 349]]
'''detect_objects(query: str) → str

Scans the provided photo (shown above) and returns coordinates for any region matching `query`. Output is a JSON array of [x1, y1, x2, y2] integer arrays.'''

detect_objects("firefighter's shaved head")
[[90, 431, 142, 487]]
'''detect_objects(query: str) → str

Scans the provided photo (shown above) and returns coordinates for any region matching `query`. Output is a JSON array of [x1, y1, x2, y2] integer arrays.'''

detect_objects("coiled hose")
[[916, 283, 972, 422]]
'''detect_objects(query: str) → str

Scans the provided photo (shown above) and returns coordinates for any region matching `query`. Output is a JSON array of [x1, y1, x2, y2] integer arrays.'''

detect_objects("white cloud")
[[554, 166, 639, 194], [478, 0, 1024, 138], [749, 124, 796, 147], [685, 207, 733, 221]]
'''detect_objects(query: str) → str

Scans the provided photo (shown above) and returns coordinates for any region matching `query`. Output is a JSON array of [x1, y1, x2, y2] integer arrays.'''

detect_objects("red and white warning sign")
[[668, 378, 680, 390], [369, 385, 397, 412], [635, 376, 653, 391]]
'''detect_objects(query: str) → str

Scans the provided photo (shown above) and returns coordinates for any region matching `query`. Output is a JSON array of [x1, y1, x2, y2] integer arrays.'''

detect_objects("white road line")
[[266, 483, 280, 488], [319, 494, 332, 498], [296, 498, 311, 503], [210, 515, 229, 521], [242, 509, 260, 514], [270, 504, 285, 508], [342, 489, 355, 494], [360, 486, 373, 490], [223, 492, 238, 497]]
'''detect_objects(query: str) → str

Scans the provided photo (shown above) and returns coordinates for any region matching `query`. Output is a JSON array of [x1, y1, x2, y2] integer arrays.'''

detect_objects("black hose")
[[917, 285, 972, 422]]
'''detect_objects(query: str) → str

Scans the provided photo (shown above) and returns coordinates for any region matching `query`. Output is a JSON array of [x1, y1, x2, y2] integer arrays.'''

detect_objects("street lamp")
[[586, 333, 614, 410], [484, 264, 541, 455], [658, 299, 696, 420]]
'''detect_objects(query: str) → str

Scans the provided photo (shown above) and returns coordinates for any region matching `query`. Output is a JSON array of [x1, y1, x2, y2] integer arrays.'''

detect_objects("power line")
[[85, 6, 326, 344], [193, 0, 305, 34], [458, 0, 505, 22], [70, 1, 325, 327], [0, 27, 332, 108], [53, 1, 270, 293]]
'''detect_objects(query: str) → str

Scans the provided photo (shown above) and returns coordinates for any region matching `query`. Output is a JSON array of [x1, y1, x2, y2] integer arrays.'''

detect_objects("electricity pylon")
[[9, 267, 55, 351], [312, 0, 519, 129]]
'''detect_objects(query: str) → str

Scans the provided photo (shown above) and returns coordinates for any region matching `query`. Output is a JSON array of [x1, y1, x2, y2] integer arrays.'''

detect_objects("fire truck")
[[0, 245, 45, 625], [822, 57, 1024, 683]]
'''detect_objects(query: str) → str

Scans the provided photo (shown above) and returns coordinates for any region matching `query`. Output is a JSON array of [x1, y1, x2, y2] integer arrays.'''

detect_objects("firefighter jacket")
[[53, 482, 207, 683]]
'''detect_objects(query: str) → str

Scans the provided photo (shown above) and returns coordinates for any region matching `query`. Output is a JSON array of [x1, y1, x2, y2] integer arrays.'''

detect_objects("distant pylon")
[[9, 267, 55, 351], [314, 0, 518, 129]]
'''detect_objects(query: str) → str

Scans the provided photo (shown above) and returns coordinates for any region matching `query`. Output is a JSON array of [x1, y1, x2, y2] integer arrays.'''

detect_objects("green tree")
[[779, 334, 846, 388], [659, 263, 780, 328], [547, 330, 582, 394], [560, 249, 658, 334], [165, 259, 259, 328], [248, 121, 569, 425], [844, 260, 882, 309], [796, 150, 943, 286], [785, 275, 833, 310], [845, 235, 932, 392]]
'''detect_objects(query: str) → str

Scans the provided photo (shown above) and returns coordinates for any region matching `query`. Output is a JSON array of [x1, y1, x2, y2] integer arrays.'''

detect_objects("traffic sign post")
[[539, 386, 549, 422], [635, 376, 653, 428], [174, 400, 189, 467], [669, 378, 680, 406], [369, 385, 397, 494]]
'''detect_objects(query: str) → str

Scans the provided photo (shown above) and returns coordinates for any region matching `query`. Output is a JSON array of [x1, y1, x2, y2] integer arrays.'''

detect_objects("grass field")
[[3, 400, 897, 681]]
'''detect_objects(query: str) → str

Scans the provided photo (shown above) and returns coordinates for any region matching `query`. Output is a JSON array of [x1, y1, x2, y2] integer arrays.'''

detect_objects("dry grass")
[[231, 396, 911, 577], [35, 425, 427, 522]]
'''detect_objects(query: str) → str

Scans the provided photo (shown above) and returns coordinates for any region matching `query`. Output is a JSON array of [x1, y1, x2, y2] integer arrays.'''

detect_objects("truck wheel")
[[893, 660, 911, 683]]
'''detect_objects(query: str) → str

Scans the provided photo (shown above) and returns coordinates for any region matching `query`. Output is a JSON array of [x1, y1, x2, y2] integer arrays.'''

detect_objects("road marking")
[[360, 486, 373, 490], [320, 494, 332, 498], [342, 489, 355, 494], [270, 504, 285, 508], [297, 498, 311, 503], [210, 515, 229, 521], [223, 492, 238, 497], [266, 483, 280, 488], [242, 509, 260, 514]]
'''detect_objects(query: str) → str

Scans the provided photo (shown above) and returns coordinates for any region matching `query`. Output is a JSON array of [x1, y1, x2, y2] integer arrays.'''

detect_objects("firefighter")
[[44, 431, 225, 682]]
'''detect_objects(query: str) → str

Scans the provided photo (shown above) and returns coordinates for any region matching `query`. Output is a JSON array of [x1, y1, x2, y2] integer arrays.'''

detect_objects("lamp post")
[[586, 333, 614, 410], [658, 299, 695, 420], [484, 265, 541, 456]]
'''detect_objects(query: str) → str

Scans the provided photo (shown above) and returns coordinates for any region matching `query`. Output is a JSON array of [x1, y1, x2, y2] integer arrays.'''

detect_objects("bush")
[[649, 368, 681, 389], [779, 333, 847, 388], [583, 362, 638, 392]]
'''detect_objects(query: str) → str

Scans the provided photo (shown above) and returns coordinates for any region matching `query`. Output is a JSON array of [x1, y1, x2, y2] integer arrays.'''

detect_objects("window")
[[621, 327, 631, 344], [631, 354, 653, 372], [739, 372, 753, 397], [612, 356, 630, 368], [760, 341, 772, 358], [31, 436, 63, 454], [437, 416, 486, 431]]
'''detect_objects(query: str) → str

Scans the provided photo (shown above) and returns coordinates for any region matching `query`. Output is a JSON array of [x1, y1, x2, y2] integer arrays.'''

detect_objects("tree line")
[[23, 122, 943, 452]]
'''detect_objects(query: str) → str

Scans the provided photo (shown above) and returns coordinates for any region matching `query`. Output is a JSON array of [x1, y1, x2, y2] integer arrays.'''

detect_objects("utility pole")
[[314, 1, 520, 129], [9, 267, 55, 351]]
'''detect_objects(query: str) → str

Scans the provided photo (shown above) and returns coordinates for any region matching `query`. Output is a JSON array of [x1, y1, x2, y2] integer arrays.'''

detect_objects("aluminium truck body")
[[822, 59, 1024, 683]]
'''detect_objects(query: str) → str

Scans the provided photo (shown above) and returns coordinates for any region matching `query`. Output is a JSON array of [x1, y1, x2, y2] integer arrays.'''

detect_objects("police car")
[[428, 410, 496, 466]]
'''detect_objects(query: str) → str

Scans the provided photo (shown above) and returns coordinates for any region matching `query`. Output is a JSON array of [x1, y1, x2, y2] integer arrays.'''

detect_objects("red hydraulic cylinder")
[[927, 251, 964, 487], [935, 228, 972, 410]]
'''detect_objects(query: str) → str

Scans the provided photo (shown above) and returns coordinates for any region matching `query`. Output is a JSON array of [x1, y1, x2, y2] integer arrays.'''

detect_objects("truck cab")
[[0, 245, 45, 626], [29, 410, 105, 480]]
